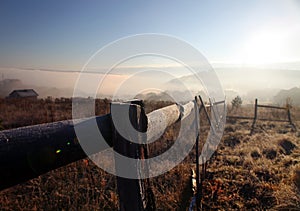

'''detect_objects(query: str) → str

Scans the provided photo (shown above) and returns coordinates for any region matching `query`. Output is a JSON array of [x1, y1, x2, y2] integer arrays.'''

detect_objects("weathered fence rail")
[[0, 114, 112, 190], [257, 104, 287, 110], [226, 116, 253, 120]]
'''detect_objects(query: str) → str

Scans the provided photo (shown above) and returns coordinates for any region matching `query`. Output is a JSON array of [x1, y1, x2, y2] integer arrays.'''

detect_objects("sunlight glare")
[[242, 30, 287, 65]]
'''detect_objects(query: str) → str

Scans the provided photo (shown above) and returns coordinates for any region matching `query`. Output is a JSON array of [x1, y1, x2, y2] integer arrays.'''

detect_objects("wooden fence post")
[[287, 105, 292, 125], [198, 96, 212, 128], [194, 97, 201, 211], [251, 99, 258, 134], [111, 101, 155, 211], [287, 104, 297, 131]]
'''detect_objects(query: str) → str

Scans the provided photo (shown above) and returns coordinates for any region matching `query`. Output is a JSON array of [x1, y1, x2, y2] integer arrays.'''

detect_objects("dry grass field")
[[0, 98, 299, 210]]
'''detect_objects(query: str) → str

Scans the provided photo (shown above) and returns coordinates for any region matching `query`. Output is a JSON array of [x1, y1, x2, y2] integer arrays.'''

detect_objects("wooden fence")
[[0, 97, 225, 210], [2, 97, 294, 209], [227, 98, 296, 133]]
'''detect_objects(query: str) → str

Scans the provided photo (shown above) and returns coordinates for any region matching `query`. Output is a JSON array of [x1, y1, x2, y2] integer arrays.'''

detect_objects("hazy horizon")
[[1, 63, 300, 102]]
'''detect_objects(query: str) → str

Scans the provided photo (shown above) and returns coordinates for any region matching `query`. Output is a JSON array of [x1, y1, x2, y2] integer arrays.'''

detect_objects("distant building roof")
[[8, 89, 38, 98]]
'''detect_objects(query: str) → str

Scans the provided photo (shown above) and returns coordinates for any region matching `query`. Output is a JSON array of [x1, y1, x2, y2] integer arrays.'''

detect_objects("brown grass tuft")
[[278, 138, 297, 155], [250, 149, 261, 160], [263, 148, 277, 160]]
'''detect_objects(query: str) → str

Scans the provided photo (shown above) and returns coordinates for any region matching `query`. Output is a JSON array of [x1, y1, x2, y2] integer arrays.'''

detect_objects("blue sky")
[[1, 0, 300, 70]]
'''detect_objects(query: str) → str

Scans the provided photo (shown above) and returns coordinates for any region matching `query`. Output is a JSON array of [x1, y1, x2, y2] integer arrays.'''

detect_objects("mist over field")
[[1, 64, 300, 105]]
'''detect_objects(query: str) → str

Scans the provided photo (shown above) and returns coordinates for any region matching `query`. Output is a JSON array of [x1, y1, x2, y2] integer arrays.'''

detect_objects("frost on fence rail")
[[147, 102, 194, 143]]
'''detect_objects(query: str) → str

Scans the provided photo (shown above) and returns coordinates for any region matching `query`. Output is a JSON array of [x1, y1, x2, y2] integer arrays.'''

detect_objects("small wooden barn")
[[8, 89, 38, 100]]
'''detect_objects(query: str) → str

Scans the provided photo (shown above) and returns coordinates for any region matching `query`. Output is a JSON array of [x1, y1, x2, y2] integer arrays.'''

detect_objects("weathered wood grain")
[[112, 102, 155, 211], [147, 102, 194, 142]]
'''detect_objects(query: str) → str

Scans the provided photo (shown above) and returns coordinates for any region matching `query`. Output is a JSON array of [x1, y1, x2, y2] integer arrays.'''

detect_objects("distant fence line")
[[226, 98, 296, 133]]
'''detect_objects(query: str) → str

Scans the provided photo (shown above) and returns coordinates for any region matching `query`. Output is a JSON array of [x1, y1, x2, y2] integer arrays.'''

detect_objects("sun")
[[242, 30, 286, 65]]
